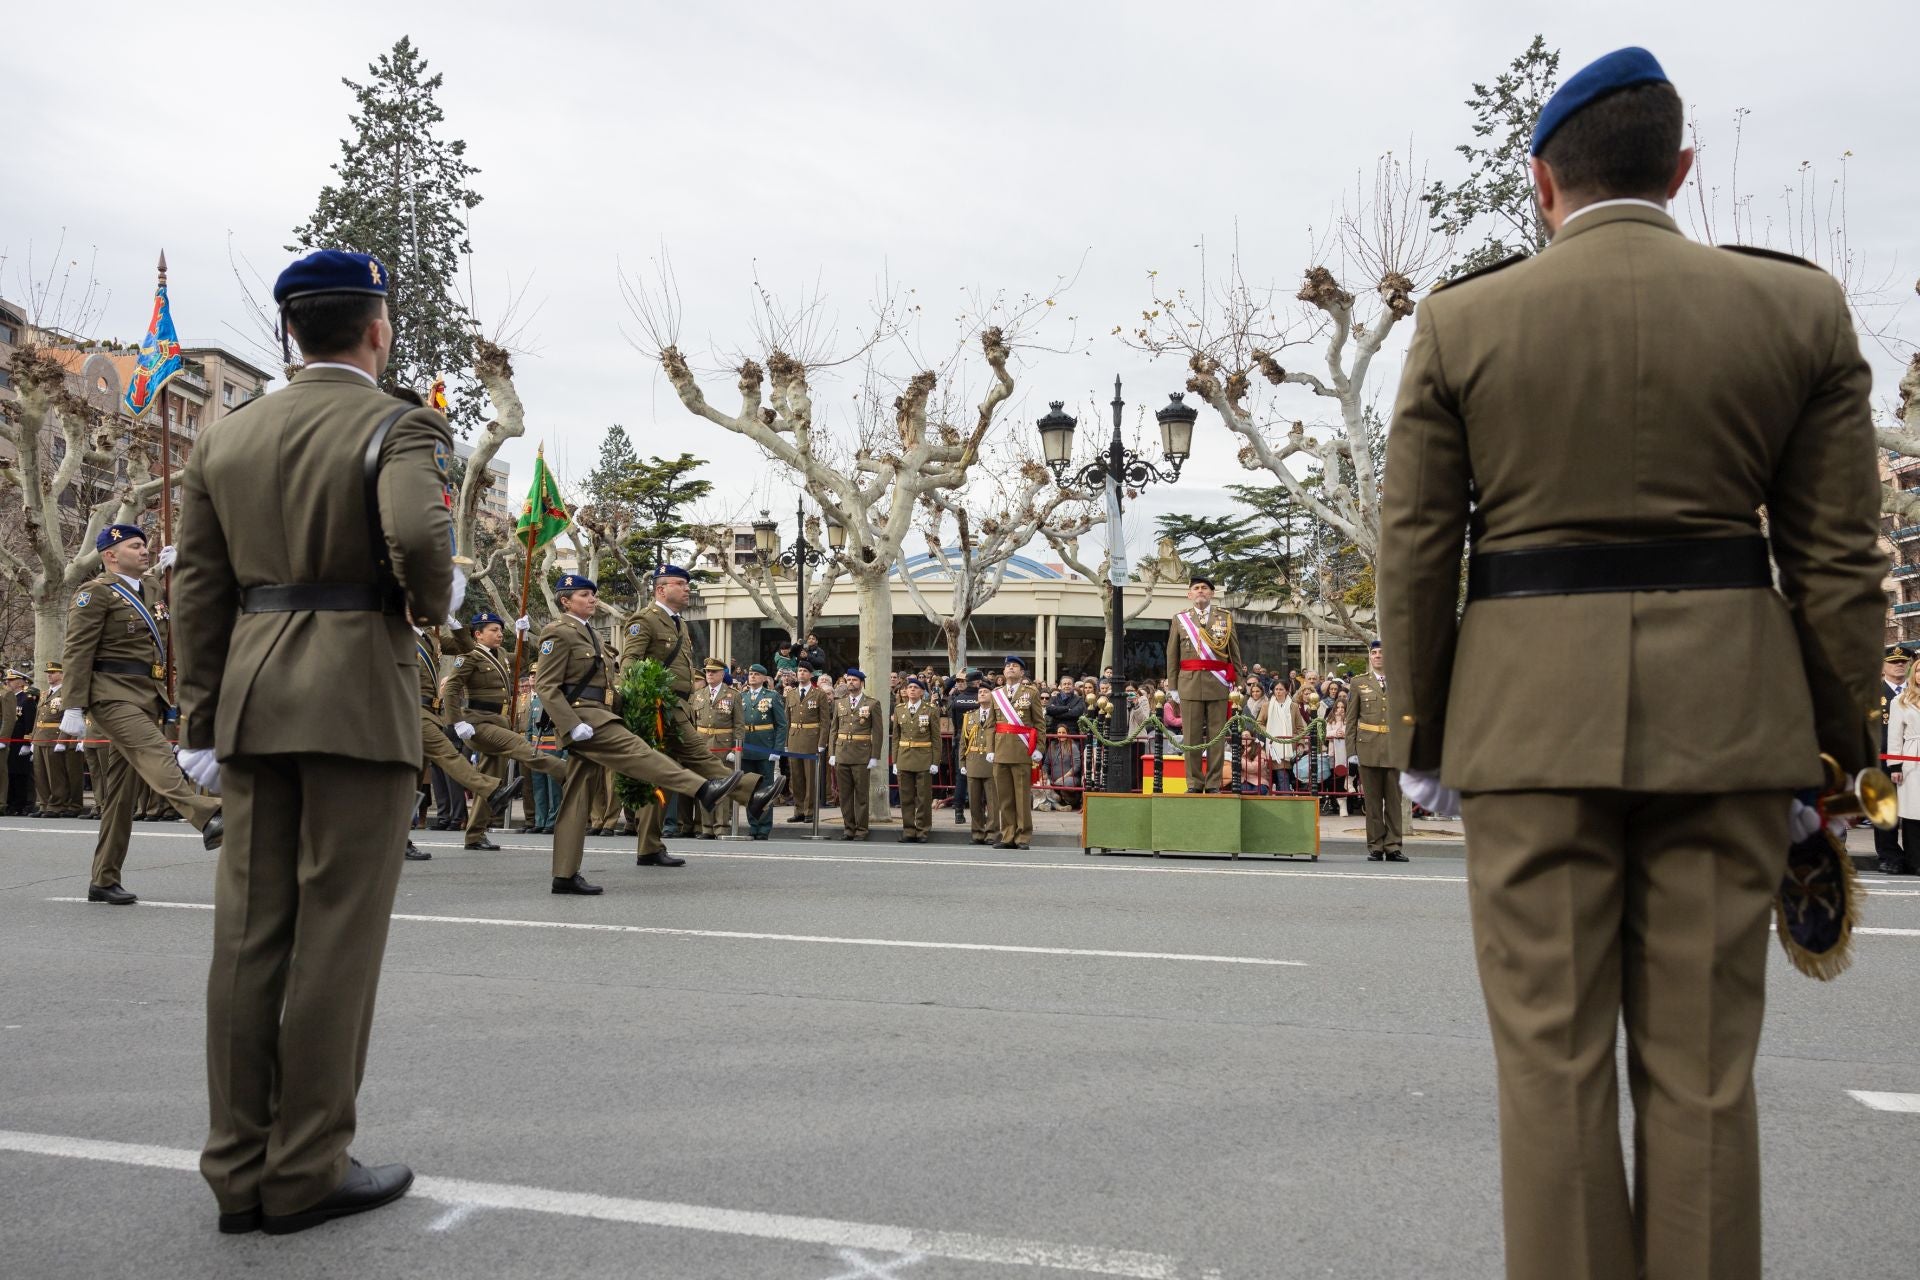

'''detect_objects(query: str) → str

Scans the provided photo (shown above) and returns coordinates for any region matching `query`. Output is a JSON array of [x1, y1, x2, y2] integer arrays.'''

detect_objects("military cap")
[[965, 668, 983, 680], [905, 677, 925, 690], [273, 250, 390, 303], [96, 523, 146, 552], [703, 657, 726, 672], [554, 573, 596, 594], [845, 668, 867, 681], [3, 668, 26, 682], [1002, 655, 1027, 671], [1189, 573, 1215, 588], [1885, 646, 1912, 663], [1530, 47, 1671, 155], [655, 564, 692, 582], [1369, 638, 1382, 650], [469, 611, 505, 630], [45, 661, 63, 673], [748, 663, 769, 676]]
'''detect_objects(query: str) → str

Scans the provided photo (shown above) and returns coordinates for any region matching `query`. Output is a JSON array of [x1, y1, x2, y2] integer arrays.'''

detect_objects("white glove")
[[446, 613, 465, 630], [829, 755, 837, 766], [1401, 769, 1461, 819], [725, 751, 738, 766], [929, 764, 938, 776], [449, 565, 467, 613], [21, 743, 32, 756], [179, 747, 222, 795], [985, 752, 994, 763], [454, 720, 476, 741], [515, 615, 531, 635], [1030, 749, 1042, 764], [1788, 796, 1851, 843], [60, 708, 86, 737], [569, 722, 594, 743], [53, 743, 66, 753], [869, 758, 878, 768], [156, 544, 177, 571]]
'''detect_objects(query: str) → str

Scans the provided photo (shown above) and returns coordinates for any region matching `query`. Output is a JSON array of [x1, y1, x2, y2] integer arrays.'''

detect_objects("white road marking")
[[44, 899, 1307, 968], [428, 1201, 479, 1231], [1854, 927, 1920, 938], [1846, 1091, 1920, 1113], [825, 1248, 927, 1279], [0, 1129, 1202, 1278]]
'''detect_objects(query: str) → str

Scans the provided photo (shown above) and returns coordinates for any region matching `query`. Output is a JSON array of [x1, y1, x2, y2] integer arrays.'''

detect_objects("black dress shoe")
[[404, 842, 430, 860], [465, 837, 500, 851], [429, 818, 452, 831], [993, 841, 1014, 849], [637, 850, 686, 867], [484, 776, 523, 816], [1384, 850, 1409, 863], [971, 836, 988, 845], [840, 832, 855, 840], [695, 768, 745, 814], [200, 813, 224, 851], [1878, 860, 1916, 875], [552, 873, 603, 895], [217, 1205, 262, 1234], [695, 831, 715, 840], [260, 1158, 413, 1235], [745, 774, 781, 826], [1367, 851, 1384, 861], [751, 832, 768, 841], [86, 883, 137, 905], [161, 812, 182, 822]]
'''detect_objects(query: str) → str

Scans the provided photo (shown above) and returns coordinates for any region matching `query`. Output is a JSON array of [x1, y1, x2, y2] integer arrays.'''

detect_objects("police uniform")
[[1348, 647, 1403, 861], [891, 682, 938, 841], [980, 657, 1043, 848], [440, 612, 569, 849], [784, 672, 830, 820], [1376, 50, 1885, 1280], [689, 660, 743, 835], [1165, 581, 1242, 792], [831, 673, 879, 838], [961, 702, 997, 844], [738, 666, 787, 839], [32, 664, 86, 817], [176, 249, 455, 1231]]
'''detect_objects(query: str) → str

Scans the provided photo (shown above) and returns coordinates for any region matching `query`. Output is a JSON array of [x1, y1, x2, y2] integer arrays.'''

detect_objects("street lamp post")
[[1039, 376, 1195, 792], [753, 498, 843, 650]]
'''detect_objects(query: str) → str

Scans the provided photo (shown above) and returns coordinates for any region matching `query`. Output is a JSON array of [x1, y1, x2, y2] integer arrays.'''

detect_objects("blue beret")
[[469, 612, 504, 629], [555, 574, 597, 594], [1531, 47, 1671, 155], [906, 677, 925, 690], [845, 668, 866, 681], [1368, 639, 1382, 650], [655, 564, 691, 582], [1002, 655, 1027, 670], [273, 250, 390, 304], [96, 523, 146, 552]]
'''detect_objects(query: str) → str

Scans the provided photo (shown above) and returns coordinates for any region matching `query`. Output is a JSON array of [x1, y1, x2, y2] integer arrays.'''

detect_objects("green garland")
[[613, 659, 680, 811], [1073, 712, 1280, 752]]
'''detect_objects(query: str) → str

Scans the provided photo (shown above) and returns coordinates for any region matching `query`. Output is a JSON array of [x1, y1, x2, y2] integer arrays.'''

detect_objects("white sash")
[[1177, 610, 1233, 689], [991, 686, 1026, 727]]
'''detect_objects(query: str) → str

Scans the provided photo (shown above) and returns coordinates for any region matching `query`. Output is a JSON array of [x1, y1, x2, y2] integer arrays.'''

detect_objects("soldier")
[[174, 248, 455, 1233], [981, 655, 1043, 849], [408, 618, 520, 862], [619, 564, 738, 866], [1875, 646, 1912, 873], [537, 572, 775, 893], [1166, 574, 1241, 793], [739, 663, 787, 840], [7, 670, 36, 815], [442, 610, 570, 850], [689, 658, 743, 837], [829, 668, 879, 839], [892, 677, 938, 842], [785, 660, 829, 821], [0, 666, 15, 814], [960, 690, 996, 845], [1377, 49, 1885, 1280], [32, 662, 85, 818], [1348, 639, 1404, 863]]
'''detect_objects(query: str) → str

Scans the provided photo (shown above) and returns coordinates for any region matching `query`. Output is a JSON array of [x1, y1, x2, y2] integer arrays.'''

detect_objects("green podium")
[[1081, 792, 1320, 859]]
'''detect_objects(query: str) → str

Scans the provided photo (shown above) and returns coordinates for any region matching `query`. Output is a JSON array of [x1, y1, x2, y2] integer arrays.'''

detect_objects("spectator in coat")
[[1885, 677, 1920, 875]]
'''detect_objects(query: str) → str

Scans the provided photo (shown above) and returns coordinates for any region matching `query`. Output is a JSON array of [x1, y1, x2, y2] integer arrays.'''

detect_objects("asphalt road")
[[2, 817, 1916, 1279]]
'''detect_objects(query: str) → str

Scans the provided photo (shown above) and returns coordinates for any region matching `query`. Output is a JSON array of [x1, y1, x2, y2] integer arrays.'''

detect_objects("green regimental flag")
[[515, 444, 570, 550]]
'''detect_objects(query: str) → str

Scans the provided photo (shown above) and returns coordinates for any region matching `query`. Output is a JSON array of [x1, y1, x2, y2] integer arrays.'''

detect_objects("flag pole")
[[156, 250, 176, 703]]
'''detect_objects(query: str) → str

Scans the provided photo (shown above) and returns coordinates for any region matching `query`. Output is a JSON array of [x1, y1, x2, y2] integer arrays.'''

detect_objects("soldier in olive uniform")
[[442, 610, 569, 850], [537, 573, 773, 893], [785, 660, 829, 820], [1348, 639, 1404, 862], [619, 564, 737, 866], [61, 523, 225, 903], [410, 618, 519, 861], [1165, 575, 1242, 793], [891, 678, 938, 842], [689, 658, 743, 836], [961, 696, 996, 844], [1378, 52, 1886, 1280], [830, 668, 879, 839], [981, 655, 1043, 849], [33, 663, 85, 817], [739, 663, 787, 840]]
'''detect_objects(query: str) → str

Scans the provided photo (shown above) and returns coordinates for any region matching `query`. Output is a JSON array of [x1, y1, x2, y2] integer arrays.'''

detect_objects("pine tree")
[[617, 453, 713, 574], [585, 424, 640, 516], [292, 36, 484, 430], [1425, 34, 1560, 277]]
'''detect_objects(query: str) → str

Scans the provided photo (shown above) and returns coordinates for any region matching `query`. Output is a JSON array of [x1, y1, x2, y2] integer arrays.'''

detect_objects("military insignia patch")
[[452, 657, 464, 667], [74, 592, 91, 608], [627, 623, 642, 636], [539, 639, 555, 656], [433, 441, 450, 474]]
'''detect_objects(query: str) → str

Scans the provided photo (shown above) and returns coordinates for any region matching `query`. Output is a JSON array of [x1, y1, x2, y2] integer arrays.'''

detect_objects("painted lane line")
[[428, 1201, 480, 1231], [1853, 927, 1920, 938], [0, 1129, 1201, 1278], [1846, 1091, 1920, 1113], [45, 899, 1307, 968], [825, 1248, 927, 1279]]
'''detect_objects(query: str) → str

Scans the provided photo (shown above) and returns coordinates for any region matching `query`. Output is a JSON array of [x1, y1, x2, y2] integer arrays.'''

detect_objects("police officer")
[[689, 658, 742, 836], [830, 668, 878, 839], [61, 523, 225, 903], [891, 677, 937, 842], [785, 659, 829, 821], [1348, 639, 1404, 862], [981, 655, 1043, 849], [174, 249, 452, 1233], [1378, 50, 1884, 1279], [739, 663, 787, 840], [441, 610, 568, 850], [1166, 574, 1241, 792]]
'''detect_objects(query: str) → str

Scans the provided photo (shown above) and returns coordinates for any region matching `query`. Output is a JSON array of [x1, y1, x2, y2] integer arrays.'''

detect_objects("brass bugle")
[[1818, 752, 1897, 831]]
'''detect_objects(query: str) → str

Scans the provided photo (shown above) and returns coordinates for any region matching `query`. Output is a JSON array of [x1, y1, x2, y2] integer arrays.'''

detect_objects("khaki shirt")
[[785, 685, 831, 754], [979, 681, 1044, 758], [619, 603, 697, 696], [690, 680, 742, 759], [532, 616, 617, 739], [832, 693, 879, 763], [443, 639, 521, 728], [1166, 607, 1242, 705], [1348, 670, 1392, 769], [961, 706, 995, 777], [892, 698, 938, 772], [62, 573, 167, 714]]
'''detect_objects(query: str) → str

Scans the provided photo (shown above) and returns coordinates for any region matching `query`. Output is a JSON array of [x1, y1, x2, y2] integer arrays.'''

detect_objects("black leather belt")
[[467, 699, 503, 714], [420, 696, 440, 710], [241, 583, 395, 613], [566, 686, 607, 706], [93, 659, 157, 677], [1466, 535, 1771, 602]]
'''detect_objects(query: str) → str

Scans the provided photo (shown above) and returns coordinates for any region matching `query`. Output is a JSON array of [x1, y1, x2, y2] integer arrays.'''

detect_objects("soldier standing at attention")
[[33, 662, 86, 817], [61, 524, 225, 904], [830, 669, 878, 839], [961, 693, 996, 845], [785, 659, 828, 821], [891, 677, 937, 843], [739, 663, 787, 840], [1377, 50, 1885, 1280], [689, 658, 742, 837], [982, 655, 1043, 849], [174, 249, 456, 1234], [1166, 574, 1241, 793], [537, 573, 773, 894], [441, 610, 569, 850], [1348, 639, 1404, 863]]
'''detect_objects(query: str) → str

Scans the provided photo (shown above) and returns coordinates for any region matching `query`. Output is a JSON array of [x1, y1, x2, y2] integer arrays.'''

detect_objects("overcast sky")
[[5, 0, 1914, 564]]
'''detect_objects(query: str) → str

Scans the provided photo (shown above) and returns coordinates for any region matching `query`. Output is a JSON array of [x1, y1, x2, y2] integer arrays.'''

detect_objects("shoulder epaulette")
[[1433, 252, 1530, 293], [1718, 244, 1819, 271]]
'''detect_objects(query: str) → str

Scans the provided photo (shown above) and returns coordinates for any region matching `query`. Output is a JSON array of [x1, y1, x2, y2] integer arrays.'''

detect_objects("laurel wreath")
[[613, 658, 680, 811]]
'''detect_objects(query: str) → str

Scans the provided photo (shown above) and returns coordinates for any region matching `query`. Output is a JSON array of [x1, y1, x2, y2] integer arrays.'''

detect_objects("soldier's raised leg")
[[89, 700, 220, 834]]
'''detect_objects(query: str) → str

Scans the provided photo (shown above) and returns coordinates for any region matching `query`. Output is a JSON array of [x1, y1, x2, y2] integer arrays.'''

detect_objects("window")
[[733, 533, 755, 551], [222, 382, 235, 407], [0, 320, 15, 344], [0, 368, 10, 388]]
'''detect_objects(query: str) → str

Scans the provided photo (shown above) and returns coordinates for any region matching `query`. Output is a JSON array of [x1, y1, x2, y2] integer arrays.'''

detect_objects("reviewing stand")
[[1080, 792, 1320, 860]]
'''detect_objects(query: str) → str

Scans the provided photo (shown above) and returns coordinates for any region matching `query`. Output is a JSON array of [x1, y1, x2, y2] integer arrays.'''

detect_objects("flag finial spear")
[[157, 250, 168, 280]]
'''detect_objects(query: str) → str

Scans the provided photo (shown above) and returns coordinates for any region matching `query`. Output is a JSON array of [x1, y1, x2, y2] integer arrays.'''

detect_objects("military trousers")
[[790, 754, 820, 820], [461, 720, 566, 845], [553, 719, 722, 878], [201, 753, 415, 1218], [991, 755, 1033, 847], [1357, 764, 1404, 855], [88, 700, 221, 888], [696, 730, 736, 834], [420, 711, 502, 825], [835, 761, 871, 836], [35, 733, 85, 815], [965, 770, 995, 841], [896, 769, 932, 838], [1458, 788, 1788, 1280], [1180, 696, 1230, 793], [633, 703, 734, 853]]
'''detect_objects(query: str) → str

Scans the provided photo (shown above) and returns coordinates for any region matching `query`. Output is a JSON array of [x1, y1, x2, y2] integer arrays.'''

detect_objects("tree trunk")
[[32, 592, 65, 686], [855, 568, 893, 822]]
